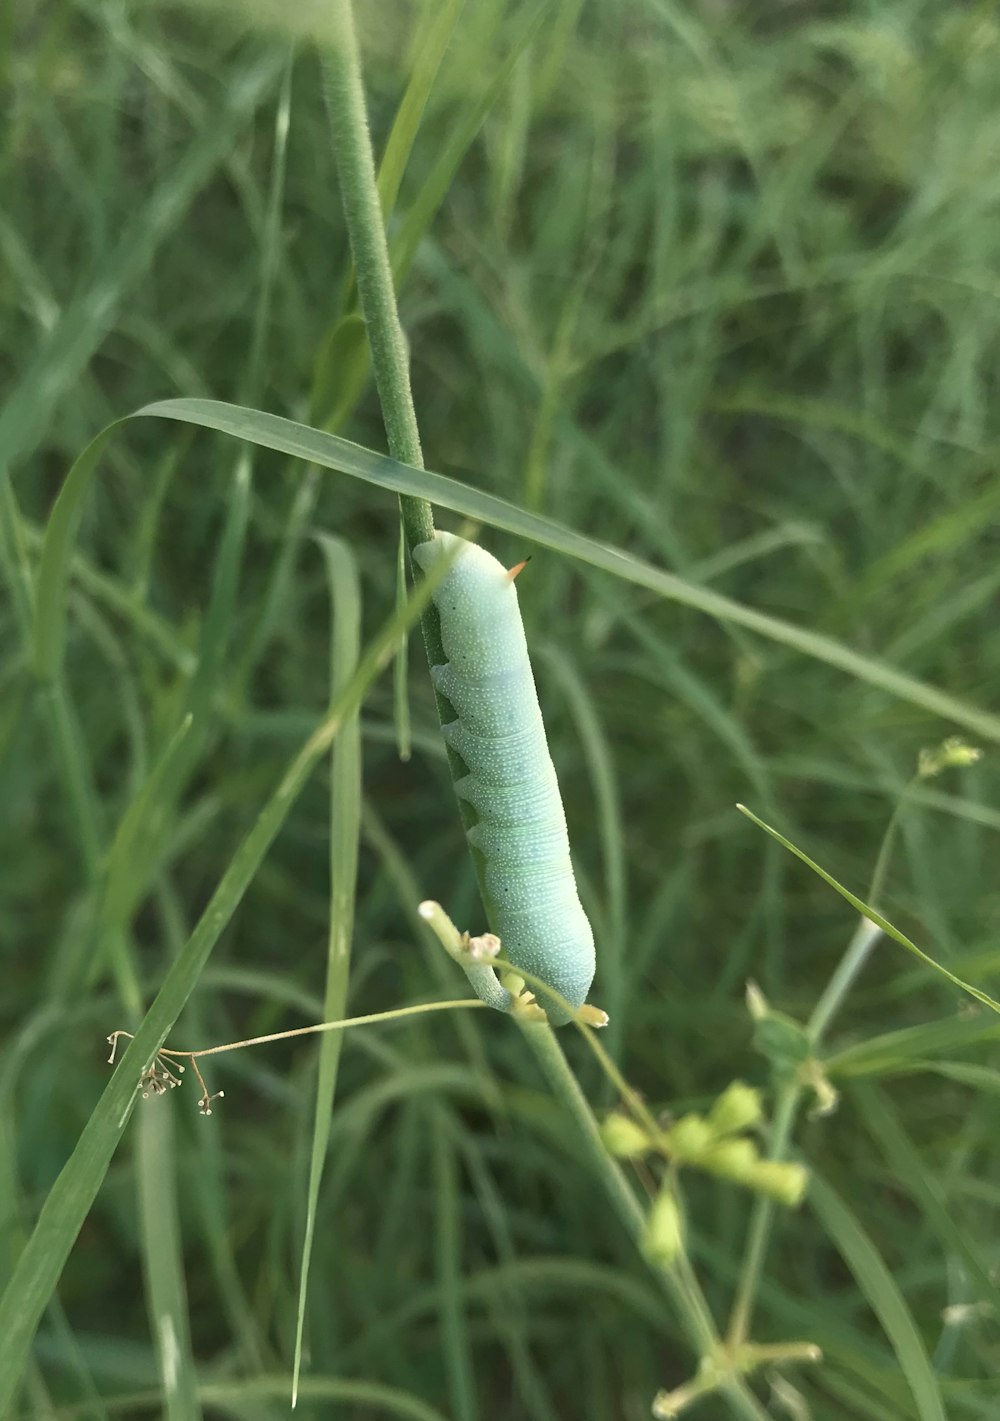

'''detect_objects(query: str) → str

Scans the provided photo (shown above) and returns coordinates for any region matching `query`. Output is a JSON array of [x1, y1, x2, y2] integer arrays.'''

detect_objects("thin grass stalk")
[[291, 535, 362, 1406]]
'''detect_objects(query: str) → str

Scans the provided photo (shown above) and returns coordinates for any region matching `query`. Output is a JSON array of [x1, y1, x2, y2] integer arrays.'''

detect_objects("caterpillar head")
[[414, 532, 525, 677]]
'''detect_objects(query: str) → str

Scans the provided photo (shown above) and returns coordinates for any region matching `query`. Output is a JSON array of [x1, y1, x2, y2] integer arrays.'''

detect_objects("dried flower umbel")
[[107, 1032, 224, 1116]]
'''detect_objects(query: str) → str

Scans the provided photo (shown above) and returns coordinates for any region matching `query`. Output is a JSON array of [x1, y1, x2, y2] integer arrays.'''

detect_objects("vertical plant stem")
[[728, 915, 883, 1346], [520, 1021, 772, 1421], [324, 0, 432, 548], [322, 0, 480, 838], [806, 915, 884, 1047], [725, 1081, 801, 1349]]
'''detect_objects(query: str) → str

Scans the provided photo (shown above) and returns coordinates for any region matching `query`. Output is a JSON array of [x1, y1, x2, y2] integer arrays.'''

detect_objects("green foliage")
[[2, 1, 999, 1419]]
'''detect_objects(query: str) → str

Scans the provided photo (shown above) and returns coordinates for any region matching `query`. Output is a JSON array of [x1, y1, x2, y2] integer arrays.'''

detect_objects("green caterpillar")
[[415, 532, 595, 1024]]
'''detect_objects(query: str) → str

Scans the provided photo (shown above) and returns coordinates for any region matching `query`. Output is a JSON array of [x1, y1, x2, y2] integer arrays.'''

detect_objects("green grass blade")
[[291, 534, 362, 1407], [18, 517, 195, 674], [49, 1376, 454, 1420], [101, 715, 194, 932], [39, 679, 106, 881], [180, 447, 251, 740], [388, 1, 551, 287], [851, 1081, 1000, 1320], [393, 525, 412, 761], [150, 1375, 453, 1420], [0, 565, 442, 1416], [377, 0, 467, 219], [433, 1113, 478, 1421], [135, 397, 1000, 745], [0, 472, 36, 641], [827, 1019, 1000, 1080], [808, 1174, 947, 1421], [736, 803, 1000, 1016], [0, 53, 281, 471], [315, 0, 548, 432], [34, 423, 122, 681], [136, 1106, 202, 1421]]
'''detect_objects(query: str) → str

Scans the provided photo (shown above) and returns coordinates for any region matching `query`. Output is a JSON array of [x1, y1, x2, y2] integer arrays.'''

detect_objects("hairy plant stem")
[[325, 0, 481, 840], [324, 0, 430, 548]]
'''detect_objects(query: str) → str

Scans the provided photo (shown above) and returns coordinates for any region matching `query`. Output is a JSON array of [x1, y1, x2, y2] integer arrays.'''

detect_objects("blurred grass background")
[[2, 0, 1000, 1417]]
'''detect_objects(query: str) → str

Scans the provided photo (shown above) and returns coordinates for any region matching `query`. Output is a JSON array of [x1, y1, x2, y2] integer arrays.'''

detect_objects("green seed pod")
[[644, 1188, 683, 1267], [700, 1138, 760, 1183], [600, 1112, 653, 1159], [746, 1160, 808, 1207], [707, 1081, 763, 1137], [666, 1113, 714, 1162]]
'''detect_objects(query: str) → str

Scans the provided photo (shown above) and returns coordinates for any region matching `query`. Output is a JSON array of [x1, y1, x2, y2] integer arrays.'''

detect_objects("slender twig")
[[727, 914, 883, 1348], [109, 998, 487, 1064], [726, 759, 970, 1345], [108, 999, 488, 1115]]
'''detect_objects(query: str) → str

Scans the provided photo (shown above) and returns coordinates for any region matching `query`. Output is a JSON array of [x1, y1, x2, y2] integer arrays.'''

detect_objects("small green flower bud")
[[700, 1138, 759, 1182], [644, 1188, 683, 1267], [666, 1113, 713, 1162], [745, 979, 769, 1021], [918, 736, 983, 780], [746, 1160, 808, 1207], [600, 1112, 652, 1159], [707, 1081, 762, 1137]]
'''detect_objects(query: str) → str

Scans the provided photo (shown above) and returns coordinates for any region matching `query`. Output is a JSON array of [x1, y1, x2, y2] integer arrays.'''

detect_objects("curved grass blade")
[[736, 803, 1000, 1016], [101, 715, 194, 932], [291, 534, 362, 1408], [852, 1081, 1000, 1320], [133, 397, 1000, 745], [808, 1174, 947, 1421]]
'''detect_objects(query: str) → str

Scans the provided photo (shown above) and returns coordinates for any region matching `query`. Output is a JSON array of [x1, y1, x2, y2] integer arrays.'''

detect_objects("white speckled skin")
[[414, 532, 595, 1023]]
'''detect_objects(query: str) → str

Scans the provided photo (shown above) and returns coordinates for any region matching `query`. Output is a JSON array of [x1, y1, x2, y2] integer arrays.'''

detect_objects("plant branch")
[[108, 998, 487, 1065], [519, 1020, 773, 1421], [728, 915, 883, 1347]]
